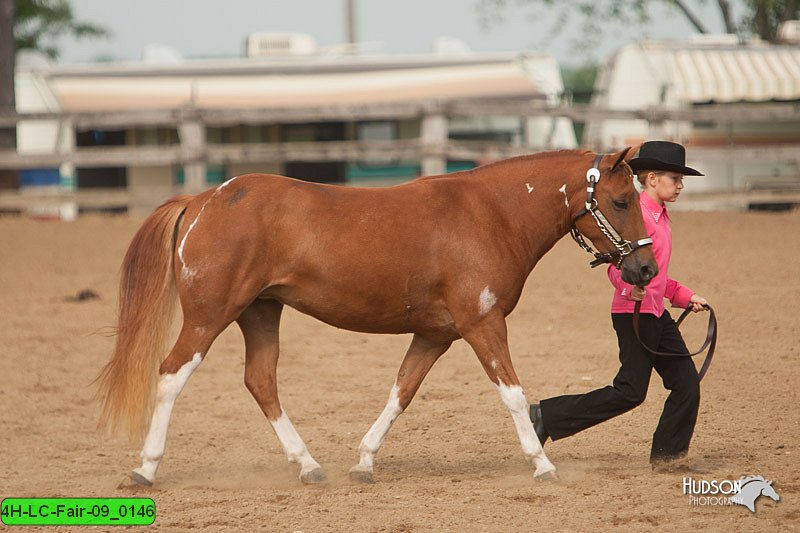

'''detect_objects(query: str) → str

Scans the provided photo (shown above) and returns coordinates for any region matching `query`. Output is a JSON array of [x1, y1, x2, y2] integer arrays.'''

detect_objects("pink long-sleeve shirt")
[[608, 192, 694, 316]]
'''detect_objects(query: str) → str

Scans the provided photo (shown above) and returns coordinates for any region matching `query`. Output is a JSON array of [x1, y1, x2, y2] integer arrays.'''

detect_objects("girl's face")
[[645, 171, 684, 204]]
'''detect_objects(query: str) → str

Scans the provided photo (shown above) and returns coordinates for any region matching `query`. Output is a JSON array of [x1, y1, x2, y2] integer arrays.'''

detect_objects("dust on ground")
[[1, 209, 797, 531]]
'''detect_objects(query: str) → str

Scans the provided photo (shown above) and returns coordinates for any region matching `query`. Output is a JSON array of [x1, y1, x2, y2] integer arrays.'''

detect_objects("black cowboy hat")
[[628, 141, 703, 176]]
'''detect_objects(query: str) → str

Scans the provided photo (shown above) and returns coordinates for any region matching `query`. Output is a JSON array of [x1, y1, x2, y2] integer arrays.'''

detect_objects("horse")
[[97, 147, 657, 486], [732, 476, 780, 512]]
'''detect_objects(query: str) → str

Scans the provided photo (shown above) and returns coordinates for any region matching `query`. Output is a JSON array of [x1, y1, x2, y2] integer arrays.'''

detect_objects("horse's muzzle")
[[621, 255, 658, 287]]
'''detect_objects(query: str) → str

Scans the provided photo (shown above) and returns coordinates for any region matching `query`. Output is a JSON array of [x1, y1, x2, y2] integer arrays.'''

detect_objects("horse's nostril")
[[640, 264, 656, 282]]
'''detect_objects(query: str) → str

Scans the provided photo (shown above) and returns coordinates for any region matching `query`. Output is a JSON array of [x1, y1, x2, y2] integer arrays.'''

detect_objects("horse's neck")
[[471, 156, 585, 272]]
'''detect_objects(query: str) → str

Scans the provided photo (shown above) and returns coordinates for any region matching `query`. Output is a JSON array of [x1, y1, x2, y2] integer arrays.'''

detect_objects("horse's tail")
[[96, 194, 193, 442]]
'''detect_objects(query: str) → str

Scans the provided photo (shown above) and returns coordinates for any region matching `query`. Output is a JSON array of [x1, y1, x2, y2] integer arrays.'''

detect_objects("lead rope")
[[632, 299, 718, 381]]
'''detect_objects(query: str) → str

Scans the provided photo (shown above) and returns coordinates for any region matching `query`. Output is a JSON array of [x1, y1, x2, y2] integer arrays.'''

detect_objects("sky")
[[53, 0, 744, 67]]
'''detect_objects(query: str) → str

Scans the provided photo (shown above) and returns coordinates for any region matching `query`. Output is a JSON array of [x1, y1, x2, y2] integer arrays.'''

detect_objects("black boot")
[[529, 403, 549, 447]]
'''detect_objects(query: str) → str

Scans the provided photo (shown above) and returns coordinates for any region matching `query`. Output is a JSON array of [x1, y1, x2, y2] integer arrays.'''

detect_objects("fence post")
[[421, 104, 447, 177], [58, 118, 76, 191], [179, 107, 207, 193]]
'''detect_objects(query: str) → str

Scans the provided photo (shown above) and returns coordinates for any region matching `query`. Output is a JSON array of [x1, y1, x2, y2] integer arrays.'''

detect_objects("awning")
[[669, 46, 800, 103]]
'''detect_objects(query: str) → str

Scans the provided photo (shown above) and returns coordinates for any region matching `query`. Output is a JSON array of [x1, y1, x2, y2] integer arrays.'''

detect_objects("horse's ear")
[[626, 143, 642, 162], [610, 145, 638, 171]]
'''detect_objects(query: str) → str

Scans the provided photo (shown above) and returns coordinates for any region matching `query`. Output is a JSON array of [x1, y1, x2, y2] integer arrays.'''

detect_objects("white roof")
[[601, 40, 800, 106], [18, 53, 556, 112]]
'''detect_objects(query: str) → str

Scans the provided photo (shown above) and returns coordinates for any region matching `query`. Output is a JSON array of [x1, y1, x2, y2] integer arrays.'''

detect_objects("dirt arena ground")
[[1, 207, 798, 531]]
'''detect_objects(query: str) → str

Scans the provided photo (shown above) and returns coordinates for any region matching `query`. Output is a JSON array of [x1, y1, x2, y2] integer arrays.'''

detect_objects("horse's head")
[[572, 147, 658, 287], [759, 479, 781, 502]]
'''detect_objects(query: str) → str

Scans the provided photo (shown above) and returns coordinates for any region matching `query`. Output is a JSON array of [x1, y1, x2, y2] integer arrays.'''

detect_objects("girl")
[[530, 140, 709, 468]]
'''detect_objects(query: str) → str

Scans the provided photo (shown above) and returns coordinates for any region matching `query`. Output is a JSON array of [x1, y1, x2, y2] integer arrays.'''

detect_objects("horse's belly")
[[264, 283, 455, 337]]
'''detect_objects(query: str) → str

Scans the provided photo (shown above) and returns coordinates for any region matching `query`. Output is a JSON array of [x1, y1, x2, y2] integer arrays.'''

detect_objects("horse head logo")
[[732, 475, 780, 513]]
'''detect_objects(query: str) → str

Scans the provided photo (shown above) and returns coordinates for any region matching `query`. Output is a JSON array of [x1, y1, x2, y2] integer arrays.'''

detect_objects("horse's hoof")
[[534, 470, 559, 482], [130, 471, 154, 487], [300, 467, 327, 484], [348, 466, 375, 484]]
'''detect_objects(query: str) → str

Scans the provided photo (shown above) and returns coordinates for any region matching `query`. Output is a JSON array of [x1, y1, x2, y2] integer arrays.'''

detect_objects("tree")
[[0, 0, 17, 187], [743, 0, 800, 40], [0, 0, 109, 186], [14, 0, 109, 59], [478, 0, 799, 45], [561, 62, 599, 144]]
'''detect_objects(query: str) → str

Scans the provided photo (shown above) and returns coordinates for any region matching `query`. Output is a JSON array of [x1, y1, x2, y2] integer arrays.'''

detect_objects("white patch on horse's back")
[[178, 203, 209, 279], [559, 184, 569, 207], [526, 183, 534, 193], [178, 178, 239, 279], [217, 175, 239, 191], [479, 286, 497, 316]]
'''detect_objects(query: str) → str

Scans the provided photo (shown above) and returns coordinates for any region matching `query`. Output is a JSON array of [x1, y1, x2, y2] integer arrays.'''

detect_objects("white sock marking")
[[355, 385, 403, 471], [479, 286, 497, 316], [134, 352, 203, 483], [496, 380, 556, 478], [270, 411, 321, 474]]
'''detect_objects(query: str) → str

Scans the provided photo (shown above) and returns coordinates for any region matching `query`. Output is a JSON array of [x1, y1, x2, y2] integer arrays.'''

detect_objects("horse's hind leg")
[[460, 315, 557, 481], [131, 324, 217, 486], [349, 334, 451, 483], [237, 299, 325, 484]]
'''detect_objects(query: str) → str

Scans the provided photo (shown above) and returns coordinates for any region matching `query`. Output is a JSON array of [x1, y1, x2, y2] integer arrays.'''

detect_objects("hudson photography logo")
[[682, 475, 780, 513]]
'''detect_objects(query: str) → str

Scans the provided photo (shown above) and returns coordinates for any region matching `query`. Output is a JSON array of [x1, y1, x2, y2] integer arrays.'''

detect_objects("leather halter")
[[570, 154, 653, 268]]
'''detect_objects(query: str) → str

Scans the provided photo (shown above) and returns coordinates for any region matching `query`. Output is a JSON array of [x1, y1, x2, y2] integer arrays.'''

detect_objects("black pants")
[[540, 311, 700, 463]]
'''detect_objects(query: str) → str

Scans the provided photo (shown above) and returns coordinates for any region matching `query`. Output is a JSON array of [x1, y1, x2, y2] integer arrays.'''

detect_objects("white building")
[[585, 36, 800, 196]]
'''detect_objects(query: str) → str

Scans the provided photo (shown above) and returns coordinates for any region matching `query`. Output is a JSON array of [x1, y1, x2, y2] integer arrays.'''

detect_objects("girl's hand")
[[689, 294, 708, 313], [631, 286, 646, 301]]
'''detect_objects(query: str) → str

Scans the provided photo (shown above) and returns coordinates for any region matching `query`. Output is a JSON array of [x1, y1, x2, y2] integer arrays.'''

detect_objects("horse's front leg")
[[349, 334, 451, 483], [461, 313, 557, 481]]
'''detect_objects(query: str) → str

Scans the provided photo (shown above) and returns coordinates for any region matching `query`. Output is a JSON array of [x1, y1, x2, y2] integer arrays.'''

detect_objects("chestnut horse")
[[97, 147, 656, 486]]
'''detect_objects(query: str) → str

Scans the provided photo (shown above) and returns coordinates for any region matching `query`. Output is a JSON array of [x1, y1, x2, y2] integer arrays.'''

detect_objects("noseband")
[[570, 155, 653, 268]]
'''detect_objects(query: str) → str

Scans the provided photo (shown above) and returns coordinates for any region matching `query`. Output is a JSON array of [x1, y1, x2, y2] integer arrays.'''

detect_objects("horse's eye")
[[613, 200, 628, 210]]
